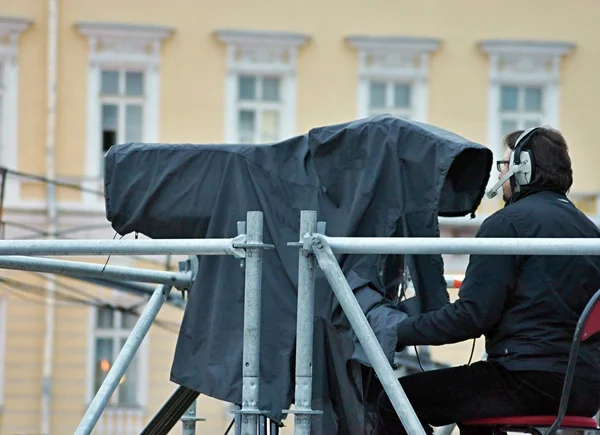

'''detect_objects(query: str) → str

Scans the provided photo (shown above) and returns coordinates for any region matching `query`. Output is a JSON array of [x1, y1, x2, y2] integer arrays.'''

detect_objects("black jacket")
[[396, 189, 600, 382]]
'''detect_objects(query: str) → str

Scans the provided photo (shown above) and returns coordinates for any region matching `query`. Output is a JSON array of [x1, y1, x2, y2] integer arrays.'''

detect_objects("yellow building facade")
[[0, 0, 598, 433]]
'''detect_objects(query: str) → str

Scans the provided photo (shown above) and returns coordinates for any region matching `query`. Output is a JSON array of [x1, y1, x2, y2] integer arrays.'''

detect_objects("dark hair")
[[504, 127, 573, 194]]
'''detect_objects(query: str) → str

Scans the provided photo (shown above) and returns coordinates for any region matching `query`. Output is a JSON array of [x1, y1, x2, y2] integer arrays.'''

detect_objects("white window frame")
[[0, 294, 6, 411], [480, 40, 574, 164], [85, 292, 150, 409], [216, 29, 309, 143], [236, 75, 285, 144], [364, 81, 414, 119], [0, 17, 31, 206], [99, 69, 146, 155], [346, 35, 441, 122], [77, 22, 173, 205], [497, 84, 546, 133]]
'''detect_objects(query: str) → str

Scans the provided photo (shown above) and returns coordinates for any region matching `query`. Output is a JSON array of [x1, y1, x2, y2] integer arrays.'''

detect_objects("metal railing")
[[1, 209, 600, 434]]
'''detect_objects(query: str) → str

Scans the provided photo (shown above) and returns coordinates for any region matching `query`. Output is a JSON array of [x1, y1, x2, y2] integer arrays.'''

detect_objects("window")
[[237, 75, 281, 143], [77, 21, 173, 203], [346, 35, 441, 122], [216, 29, 310, 144], [498, 85, 545, 139], [92, 306, 142, 406], [0, 16, 31, 205], [0, 295, 6, 410], [367, 81, 412, 119], [480, 40, 574, 162], [100, 69, 145, 158]]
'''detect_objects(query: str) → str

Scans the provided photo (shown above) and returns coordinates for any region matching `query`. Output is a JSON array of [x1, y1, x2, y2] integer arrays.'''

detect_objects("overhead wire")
[[0, 274, 181, 335], [2, 167, 104, 196], [0, 166, 173, 269]]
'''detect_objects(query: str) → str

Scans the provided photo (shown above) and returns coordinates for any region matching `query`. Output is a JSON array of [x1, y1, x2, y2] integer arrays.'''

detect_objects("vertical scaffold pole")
[[182, 400, 197, 435], [240, 211, 264, 435], [294, 211, 318, 435], [75, 284, 172, 435]]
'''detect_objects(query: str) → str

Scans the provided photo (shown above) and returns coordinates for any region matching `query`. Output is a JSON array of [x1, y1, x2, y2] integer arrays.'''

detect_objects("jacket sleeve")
[[395, 212, 520, 346]]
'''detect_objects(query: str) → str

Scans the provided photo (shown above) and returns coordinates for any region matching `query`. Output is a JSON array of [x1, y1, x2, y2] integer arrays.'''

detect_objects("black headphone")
[[486, 126, 545, 199]]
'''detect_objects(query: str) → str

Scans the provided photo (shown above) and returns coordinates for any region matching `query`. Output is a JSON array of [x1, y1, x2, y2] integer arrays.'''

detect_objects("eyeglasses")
[[496, 160, 510, 172]]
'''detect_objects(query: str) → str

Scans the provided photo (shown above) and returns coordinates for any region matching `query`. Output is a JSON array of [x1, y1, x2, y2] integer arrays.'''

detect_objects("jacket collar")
[[504, 186, 566, 207]]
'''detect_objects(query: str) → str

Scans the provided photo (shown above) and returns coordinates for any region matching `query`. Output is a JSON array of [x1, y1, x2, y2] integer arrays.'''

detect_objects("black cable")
[[0, 277, 94, 305], [413, 346, 425, 372], [223, 417, 235, 435], [467, 338, 476, 365], [102, 232, 123, 272], [28, 271, 104, 304], [398, 278, 427, 372], [2, 225, 171, 269], [3, 167, 104, 196], [1, 221, 113, 239], [1, 275, 180, 334]]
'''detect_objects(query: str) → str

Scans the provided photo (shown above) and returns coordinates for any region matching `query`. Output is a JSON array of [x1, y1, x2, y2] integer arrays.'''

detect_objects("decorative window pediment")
[[77, 21, 174, 67], [216, 29, 309, 74], [346, 35, 440, 81], [480, 40, 575, 84]]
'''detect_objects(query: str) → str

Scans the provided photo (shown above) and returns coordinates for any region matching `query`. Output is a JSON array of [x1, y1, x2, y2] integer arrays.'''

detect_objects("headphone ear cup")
[[515, 150, 533, 185]]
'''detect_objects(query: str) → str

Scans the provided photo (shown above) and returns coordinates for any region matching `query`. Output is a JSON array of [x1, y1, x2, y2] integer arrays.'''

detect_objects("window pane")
[[102, 105, 118, 130], [95, 338, 114, 398], [369, 82, 386, 108], [101, 70, 119, 95], [125, 72, 144, 96], [500, 119, 518, 137], [238, 76, 256, 100], [118, 338, 138, 405], [262, 78, 280, 101], [102, 104, 118, 153], [393, 84, 411, 108], [500, 86, 518, 111], [260, 110, 280, 143], [125, 105, 143, 142], [96, 307, 114, 328], [524, 87, 542, 111], [122, 311, 138, 329], [239, 110, 255, 143]]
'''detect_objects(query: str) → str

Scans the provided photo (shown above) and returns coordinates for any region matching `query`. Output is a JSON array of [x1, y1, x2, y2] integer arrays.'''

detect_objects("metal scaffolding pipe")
[[74, 284, 171, 435], [240, 211, 265, 435], [316, 235, 600, 256], [0, 238, 242, 256], [0, 256, 192, 289], [311, 238, 426, 435], [294, 211, 318, 435]]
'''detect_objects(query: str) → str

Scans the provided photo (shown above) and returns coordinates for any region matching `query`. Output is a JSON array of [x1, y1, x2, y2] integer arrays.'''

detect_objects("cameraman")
[[377, 127, 600, 434]]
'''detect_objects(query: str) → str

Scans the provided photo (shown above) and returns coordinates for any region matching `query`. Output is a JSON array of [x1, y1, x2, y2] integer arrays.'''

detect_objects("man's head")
[[497, 127, 573, 203]]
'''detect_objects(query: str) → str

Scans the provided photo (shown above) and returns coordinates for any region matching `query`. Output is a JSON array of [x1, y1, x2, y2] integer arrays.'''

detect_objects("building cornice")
[[479, 39, 575, 57], [76, 21, 174, 43], [346, 35, 441, 54], [215, 29, 310, 48]]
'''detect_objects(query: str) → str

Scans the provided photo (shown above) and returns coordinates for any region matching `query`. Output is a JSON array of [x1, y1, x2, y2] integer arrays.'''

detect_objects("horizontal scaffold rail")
[[0, 256, 192, 289], [312, 235, 600, 256], [0, 237, 248, 257]]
